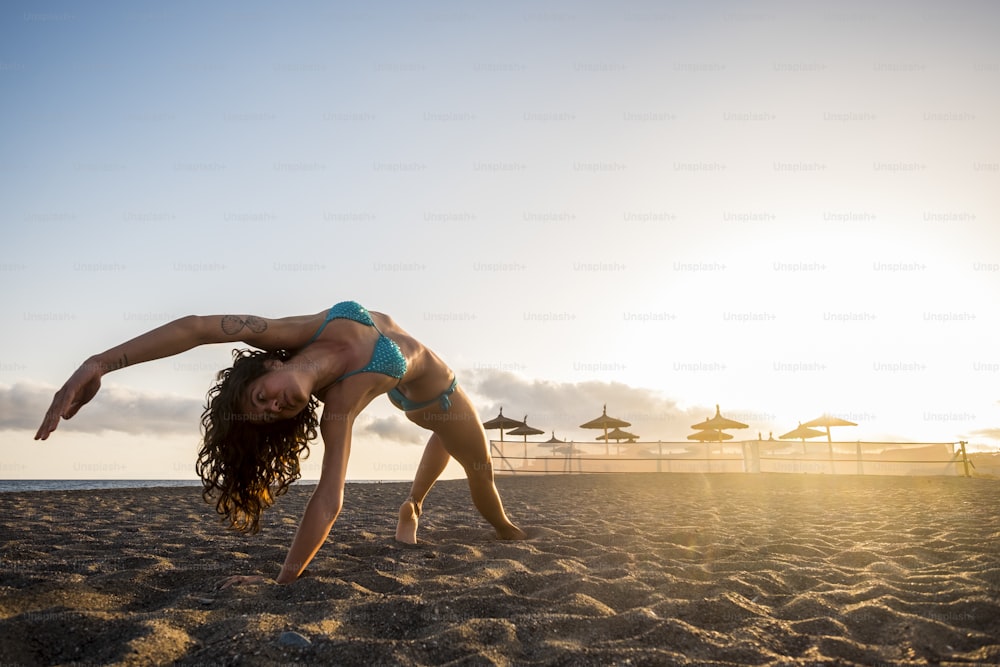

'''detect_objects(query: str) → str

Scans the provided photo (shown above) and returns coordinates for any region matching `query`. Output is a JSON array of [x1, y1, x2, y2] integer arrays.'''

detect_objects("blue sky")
[[2, 1, 999, 480]]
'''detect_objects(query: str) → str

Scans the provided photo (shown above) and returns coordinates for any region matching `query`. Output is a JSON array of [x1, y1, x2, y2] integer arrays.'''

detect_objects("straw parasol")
[[802, 414, 857, 443], [580, 405, 631, 455], [506, 415, 545, 459], [482, 407, 524, 443], [538, 433, 574, 471], [687, 429, 734, 442], [691, 405, 750, 432], [780, 423, 826, 442], [597, 427, 639, 442], [482, 407, 524, 458], [801, 414, 856, 468], [553, 443, 578, 470], [780, 422, 826, 454], [538, 432, 565, 453], [685, 428, 733, 473], [597, 427, 639, 455], [689, 405, 748, 450]]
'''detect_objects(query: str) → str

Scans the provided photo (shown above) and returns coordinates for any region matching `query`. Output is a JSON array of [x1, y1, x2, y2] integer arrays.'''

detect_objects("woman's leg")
[[403, 386, 526, 541], [395, 434, 450, 544]]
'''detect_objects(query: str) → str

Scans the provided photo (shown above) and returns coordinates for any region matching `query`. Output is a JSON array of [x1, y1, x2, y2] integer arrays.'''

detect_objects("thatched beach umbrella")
[[580, 405, 631, 455], [690, 405, 748, 454], [597, 427, 639, 455], [482, 407, 524, 459], [780, 423, 826, 442], [686, 428, 732, 472], [801, 414, 856, 467], [687, 429, 734, 442], [536, 434, 562, 454], [597, 427, 639, 442], [482, 407, 524, 443], [691, 405, 749, 433], [506, 415, 545, 459], [552, 443, 577, 471], [780, 422, 826, 454], [538, 433, 575, 471], [506, 415, 545, 442], [802, 414, 857, 443], [538, 433, 565, 454]]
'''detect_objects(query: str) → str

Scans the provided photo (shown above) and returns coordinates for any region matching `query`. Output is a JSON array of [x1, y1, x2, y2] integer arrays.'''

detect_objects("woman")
[[35, 301, 526, 586]]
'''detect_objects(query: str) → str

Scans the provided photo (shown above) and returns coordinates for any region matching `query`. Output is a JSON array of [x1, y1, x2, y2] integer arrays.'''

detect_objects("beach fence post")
[[959, 441, 970, 477], [657, 441, 662, 473], [746, 439, 761, 473], [856, 441, 863, 475]]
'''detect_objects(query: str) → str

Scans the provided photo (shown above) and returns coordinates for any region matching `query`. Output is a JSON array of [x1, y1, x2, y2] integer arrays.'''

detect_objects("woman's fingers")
[[35, 393, 67, 440], [37, 392, 71, 439], [36, 369, 102, 440]]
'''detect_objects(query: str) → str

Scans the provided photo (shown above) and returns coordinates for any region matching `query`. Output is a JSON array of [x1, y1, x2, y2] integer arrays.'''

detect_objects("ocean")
[[0, 479, 387, 492], [0, 480, 206, 493]]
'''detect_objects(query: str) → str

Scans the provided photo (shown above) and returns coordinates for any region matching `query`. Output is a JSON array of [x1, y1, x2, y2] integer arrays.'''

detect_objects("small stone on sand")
[[277, 631, 311, 648]]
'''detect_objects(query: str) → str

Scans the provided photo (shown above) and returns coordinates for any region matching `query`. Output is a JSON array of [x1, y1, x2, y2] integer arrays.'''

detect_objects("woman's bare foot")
[[395, 499, 420, 544], [496, 524, 528, 540]]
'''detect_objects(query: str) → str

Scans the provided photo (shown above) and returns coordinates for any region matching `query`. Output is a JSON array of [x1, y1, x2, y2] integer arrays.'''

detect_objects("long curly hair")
[[197, 348, 320, 533]]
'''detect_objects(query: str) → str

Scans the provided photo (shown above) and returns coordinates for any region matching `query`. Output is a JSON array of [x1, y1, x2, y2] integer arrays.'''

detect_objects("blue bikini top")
[[306, 301, 407, 383]]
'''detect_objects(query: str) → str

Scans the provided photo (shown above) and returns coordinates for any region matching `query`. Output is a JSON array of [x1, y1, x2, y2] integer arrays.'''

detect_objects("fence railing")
[[490, 440, 973, 477]]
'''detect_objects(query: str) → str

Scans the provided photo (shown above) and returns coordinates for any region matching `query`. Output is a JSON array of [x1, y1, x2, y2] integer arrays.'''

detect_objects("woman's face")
[[243, 363, 309, 422]]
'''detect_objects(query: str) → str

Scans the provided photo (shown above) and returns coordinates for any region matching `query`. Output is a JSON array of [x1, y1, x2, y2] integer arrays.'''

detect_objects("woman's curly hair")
[[196, 348, 320, 533]]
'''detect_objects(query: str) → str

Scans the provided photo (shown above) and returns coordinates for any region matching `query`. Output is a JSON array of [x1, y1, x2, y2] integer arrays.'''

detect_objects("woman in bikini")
[[35, 301, 526, 587]]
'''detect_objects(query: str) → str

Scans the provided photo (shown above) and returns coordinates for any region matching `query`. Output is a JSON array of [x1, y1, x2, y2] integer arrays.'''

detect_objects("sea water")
[[0, 479, 384, 492], [0, 479, 205, 492]]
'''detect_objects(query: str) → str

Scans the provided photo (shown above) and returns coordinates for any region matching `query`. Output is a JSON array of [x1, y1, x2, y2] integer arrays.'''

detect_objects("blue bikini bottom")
[[387, 378, 458, 412]]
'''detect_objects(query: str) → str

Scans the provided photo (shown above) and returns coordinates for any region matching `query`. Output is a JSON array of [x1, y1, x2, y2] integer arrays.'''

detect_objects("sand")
[[1, 473, 998, 666]]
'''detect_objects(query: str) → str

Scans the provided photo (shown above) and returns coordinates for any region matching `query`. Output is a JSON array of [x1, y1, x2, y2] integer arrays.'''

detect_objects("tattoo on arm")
[[99, 354, 128, 373], [222, 315, 268, 336]]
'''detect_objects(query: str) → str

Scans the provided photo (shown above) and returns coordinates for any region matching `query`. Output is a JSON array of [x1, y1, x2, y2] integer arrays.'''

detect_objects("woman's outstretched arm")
[[276, 408, 354, 583], [34, 313, 312, 440]]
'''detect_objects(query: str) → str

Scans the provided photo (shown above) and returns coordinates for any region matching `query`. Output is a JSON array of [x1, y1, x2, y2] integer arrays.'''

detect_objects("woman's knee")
[[461, 457, 494, 481]]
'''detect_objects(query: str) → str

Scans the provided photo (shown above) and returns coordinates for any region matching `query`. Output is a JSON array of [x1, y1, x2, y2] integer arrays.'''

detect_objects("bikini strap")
[[305, 309, 334, 346]]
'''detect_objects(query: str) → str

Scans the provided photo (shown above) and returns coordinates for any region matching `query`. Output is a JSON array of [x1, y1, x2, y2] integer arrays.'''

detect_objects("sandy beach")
[[1, 473, 998, 666]]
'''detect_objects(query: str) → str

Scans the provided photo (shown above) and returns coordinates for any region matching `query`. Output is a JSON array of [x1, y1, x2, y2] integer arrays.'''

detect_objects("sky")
[[2, 0, 999, 481]]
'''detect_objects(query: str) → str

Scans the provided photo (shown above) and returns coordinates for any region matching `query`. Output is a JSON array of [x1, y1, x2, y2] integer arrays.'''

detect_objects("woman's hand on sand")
[[35, 359, 105, 440], [216, 574, 274, 590]]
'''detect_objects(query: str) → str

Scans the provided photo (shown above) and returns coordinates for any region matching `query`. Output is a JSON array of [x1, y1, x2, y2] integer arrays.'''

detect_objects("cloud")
[[359, 415, 426, 445], [3, 370, 779, 445], [968, 427, 1000, 441], [1, 382, 203, 436], [352, 369, 743, 446]]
